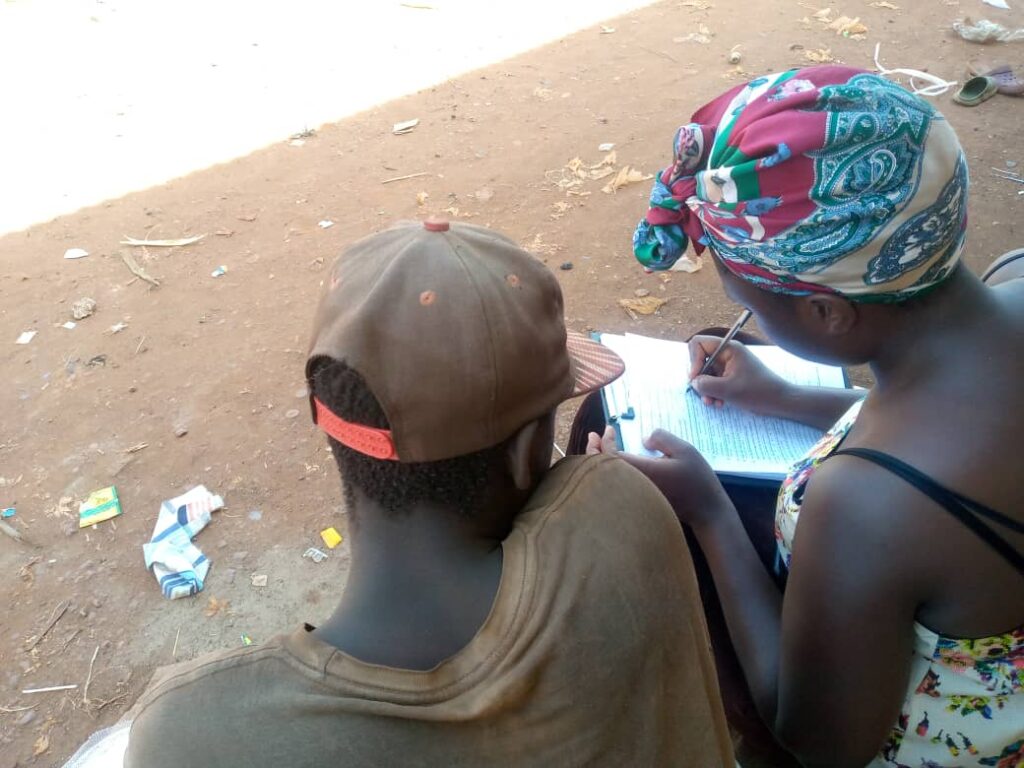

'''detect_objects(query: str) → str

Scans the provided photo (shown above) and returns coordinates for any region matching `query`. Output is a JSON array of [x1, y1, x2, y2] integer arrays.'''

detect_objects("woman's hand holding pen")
[[687, 336, 791, 414]]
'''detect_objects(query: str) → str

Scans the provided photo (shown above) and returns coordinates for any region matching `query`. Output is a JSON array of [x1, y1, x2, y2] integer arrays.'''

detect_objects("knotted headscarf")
[[633, 66, 968, 302]]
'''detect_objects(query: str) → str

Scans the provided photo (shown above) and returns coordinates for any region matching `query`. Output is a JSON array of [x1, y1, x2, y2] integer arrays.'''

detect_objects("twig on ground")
[[121, 234, 205, 247], [381, 171, 430, 184], [22, 684, 78, 694], [92, 692, 130, 711], [51, 629, 81, 656], [120, 252, 161, 287], [82, 645, 100, 705], [638, 45, 679, 63], [25, 600, 70, 651], [1, 520, 39, 549]]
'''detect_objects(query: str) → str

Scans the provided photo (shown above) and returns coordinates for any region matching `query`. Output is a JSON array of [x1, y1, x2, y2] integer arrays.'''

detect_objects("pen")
[[686, 308, 752, 394], [606, 380, 622, 422]]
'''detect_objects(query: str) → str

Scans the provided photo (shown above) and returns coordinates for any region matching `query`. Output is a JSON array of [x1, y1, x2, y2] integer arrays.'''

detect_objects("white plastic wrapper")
[[62, 721, 131, 768]]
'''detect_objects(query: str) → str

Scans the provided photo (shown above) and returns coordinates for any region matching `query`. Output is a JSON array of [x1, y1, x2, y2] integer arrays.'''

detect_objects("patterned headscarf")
[[633, 66, 968, 302]]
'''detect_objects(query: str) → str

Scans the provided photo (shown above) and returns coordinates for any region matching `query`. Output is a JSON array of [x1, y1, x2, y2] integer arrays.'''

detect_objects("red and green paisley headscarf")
[[633, 66, 967, 302]]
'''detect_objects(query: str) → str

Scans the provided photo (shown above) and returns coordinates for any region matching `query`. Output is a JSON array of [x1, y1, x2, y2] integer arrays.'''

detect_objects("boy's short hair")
[[311, 358, 505, 517]]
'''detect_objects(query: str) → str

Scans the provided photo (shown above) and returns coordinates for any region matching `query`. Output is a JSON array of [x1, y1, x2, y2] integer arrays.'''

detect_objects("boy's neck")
[[314, 495, 517, 670]]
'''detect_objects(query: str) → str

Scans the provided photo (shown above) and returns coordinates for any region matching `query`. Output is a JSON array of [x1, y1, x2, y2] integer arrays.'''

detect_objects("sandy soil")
[[1, 0, 1022, 764]]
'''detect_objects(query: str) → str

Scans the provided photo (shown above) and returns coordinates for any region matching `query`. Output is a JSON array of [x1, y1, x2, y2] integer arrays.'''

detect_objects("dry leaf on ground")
[[869, 1, 899, 9], [550, 201, 572, 220], [33, 735, 49, 756], [602, 167, 653, 194], [523, 234, 562, 257], [121, 251, 161, 287], [672, 255, 704, 273], [48, 496, 74, 519], [416, 191, 429, 206], [548, 152, 629, 191], [828, 15, 868, 38], [618, 296, 668, 319], [554, 156, 588, 190], [204, 596, 230, 617], [19, 557, 41, 585], [674, 23, 713, 43], [808, 8, 867, 38], [804, 47, 836, 63]]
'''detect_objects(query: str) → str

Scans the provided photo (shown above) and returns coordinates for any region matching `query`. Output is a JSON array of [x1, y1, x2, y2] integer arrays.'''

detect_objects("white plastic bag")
[[62, 721, 130, 768]]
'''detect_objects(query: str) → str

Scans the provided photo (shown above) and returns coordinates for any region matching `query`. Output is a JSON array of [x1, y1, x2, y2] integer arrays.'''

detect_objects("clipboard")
[[592, 331, 852, 483], [593, 331, 629, 452]]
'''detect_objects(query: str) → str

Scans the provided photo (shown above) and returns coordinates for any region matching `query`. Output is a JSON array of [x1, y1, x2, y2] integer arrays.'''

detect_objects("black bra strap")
[[832, 447, 1024, 577]]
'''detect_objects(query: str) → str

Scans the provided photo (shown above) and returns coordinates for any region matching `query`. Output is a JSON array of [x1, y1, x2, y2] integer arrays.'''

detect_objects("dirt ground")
[[1, 1, 1021, 764]]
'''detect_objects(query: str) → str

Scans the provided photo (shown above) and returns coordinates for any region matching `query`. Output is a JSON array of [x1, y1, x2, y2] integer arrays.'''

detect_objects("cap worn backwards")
[[306, 219, 624, 462]]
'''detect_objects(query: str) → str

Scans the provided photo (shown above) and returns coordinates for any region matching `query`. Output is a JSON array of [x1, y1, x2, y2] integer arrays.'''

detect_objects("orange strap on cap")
[[313, 398, 399, 461]]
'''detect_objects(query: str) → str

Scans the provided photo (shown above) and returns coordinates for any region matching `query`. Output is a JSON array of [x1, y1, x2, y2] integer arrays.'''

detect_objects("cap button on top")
[[423, 217, 450, 232]]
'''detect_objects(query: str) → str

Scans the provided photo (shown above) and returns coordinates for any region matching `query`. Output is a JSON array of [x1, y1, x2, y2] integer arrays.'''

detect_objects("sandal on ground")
[[968, 63, 1024, 96], [953, 75, 999, 106], [982, 247, 1024, 286]]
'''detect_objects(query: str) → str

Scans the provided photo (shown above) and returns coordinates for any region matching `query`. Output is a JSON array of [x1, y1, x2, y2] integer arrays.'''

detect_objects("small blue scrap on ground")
[[1, 507, 15, 518]]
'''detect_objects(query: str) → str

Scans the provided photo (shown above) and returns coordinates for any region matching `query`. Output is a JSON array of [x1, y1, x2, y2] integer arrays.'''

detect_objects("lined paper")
[[600, 333, 847, 478]]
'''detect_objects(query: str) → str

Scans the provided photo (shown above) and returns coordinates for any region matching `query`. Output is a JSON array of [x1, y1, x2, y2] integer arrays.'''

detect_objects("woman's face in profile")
[[712, 255, 859, 367]]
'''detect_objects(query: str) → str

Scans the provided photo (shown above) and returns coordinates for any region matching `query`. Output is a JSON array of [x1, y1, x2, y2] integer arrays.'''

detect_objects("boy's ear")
[[505, 419, 543, 491]]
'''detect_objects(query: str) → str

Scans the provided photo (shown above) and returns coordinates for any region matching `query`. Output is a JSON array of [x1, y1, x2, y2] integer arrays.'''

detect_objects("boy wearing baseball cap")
[[124, 220, 733, 767]]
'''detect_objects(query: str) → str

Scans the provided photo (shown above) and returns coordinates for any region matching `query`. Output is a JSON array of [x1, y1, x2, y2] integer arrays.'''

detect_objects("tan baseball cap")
[[305, 219, 624, 463]]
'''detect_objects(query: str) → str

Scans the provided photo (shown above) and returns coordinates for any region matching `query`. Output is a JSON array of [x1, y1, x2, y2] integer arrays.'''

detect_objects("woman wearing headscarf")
[[588, 67, 1024, 768]]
